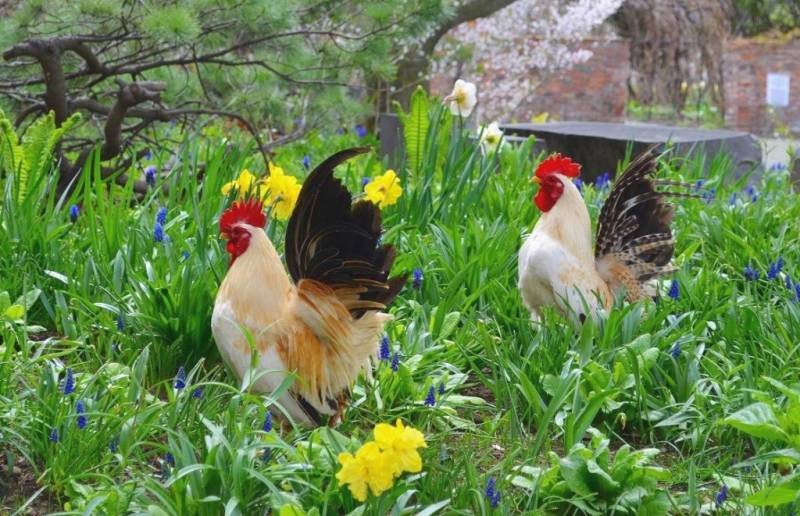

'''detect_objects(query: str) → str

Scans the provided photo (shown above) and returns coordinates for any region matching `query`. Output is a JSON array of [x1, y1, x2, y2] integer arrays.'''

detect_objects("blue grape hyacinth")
[[767, 257, 784, 280], [424, 386, 436, 407], [485, 476, 501, 508], [174, 366, 186, 390], [594, 172, 611, 189], [668, 279, 680, 300], [743, 265, 760, 281], [379, 335, 391, 361], [145, 165, 157, 186], [154, 222, 164, 243], [62, 367, 75, 395], [412, 268, 423, 289], [715, 484, 728, 507], [76, 400, 87, 429]]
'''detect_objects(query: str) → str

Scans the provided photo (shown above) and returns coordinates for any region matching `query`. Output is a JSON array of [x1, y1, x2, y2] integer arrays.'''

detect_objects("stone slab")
[[501, 121, 763, 181]]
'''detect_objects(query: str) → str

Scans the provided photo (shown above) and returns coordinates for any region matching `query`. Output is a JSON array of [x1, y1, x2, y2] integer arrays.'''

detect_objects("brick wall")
[[514, 40, 630, 123], [430, 38, 631, 123], [723, 37, 800, 135]]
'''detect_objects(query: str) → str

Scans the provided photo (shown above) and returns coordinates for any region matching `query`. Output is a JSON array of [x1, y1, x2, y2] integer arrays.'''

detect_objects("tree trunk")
[[612, 0, 731, 113]]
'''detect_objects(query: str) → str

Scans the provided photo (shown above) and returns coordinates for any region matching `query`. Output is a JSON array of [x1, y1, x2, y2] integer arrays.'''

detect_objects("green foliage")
[[0, 288, 44, 336], [732, 0, 800, 34], [0, 1, 445, 138], [2, 101, 800, 512], [0, 108, 80, 202], [724, 379, 800, 506], [394, 86, 453, 180], [512, 428, 670, 515], [142, 6, 201, 41], [395, 87, 430, 177]]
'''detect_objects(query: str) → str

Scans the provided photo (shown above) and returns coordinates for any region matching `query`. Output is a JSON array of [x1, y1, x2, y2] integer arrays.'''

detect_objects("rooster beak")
[[220, 232, 229, 240], [531, 176, 541, 184]]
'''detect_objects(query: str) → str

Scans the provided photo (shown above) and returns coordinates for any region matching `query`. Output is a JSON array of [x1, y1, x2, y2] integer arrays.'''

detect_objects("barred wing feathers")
[[594, 147, 681, 299]]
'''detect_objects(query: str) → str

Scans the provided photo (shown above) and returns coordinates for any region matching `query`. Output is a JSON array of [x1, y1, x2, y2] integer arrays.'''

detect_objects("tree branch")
[[422, 0, 518, 55], [101, 81, 165, 160]]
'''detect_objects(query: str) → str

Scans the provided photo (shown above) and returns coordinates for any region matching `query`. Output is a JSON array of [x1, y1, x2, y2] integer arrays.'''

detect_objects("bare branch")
[[101, 81, 165, 160]]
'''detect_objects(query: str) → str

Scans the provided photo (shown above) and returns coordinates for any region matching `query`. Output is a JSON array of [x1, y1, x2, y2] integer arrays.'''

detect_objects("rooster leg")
[[329, 391, 349, 427]]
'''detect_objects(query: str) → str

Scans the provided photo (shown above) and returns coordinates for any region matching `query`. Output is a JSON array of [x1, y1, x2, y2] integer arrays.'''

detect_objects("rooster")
[[212, 147, 405, 426], [518, 148, 685, 322]]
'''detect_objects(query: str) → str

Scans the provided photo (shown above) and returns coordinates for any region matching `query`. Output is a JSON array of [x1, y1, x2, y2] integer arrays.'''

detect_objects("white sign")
[[766, 73, 790, 107]]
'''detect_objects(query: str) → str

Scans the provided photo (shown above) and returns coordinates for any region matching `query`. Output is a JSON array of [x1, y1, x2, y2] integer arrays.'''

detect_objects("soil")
[[0, 456, 57, 515]]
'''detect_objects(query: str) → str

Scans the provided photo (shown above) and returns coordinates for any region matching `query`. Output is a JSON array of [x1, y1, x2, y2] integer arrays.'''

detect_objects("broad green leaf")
[[437, 311, 460, 340], [745, 476, 800, 506], [740, 448, 800, 466], [586, 458, 620, 491], [415, 499, 451, 516], [14, 288, 40, 310], [4, 304, 24, 320], [559, 455, 592, 497], [637, 491, 670, 515], [724, 402, 789, 442], [278, 504, 306, 516]]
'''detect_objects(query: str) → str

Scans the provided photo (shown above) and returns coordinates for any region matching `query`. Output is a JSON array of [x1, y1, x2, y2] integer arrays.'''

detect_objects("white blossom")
[[444, 79, 478, 117], [479, 122, 504, 153]]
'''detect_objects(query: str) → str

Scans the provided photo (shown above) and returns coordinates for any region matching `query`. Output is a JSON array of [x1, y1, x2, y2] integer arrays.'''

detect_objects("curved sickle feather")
[[285, 147, 406, 317]]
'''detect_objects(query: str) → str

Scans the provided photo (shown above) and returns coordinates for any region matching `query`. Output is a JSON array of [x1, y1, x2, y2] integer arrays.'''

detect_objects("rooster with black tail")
[[212, 148, 406, 426], [518, 147, 690, 322]]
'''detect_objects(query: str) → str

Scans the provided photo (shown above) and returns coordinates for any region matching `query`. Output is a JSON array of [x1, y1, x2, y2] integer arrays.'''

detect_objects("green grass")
[[1, 116, 799, 515]]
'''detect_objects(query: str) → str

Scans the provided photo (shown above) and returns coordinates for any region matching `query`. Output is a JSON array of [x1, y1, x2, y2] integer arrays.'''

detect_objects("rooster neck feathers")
[[534, 174, 593, 262]]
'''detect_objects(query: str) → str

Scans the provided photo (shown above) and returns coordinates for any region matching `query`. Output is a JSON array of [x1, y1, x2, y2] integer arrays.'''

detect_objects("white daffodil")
[[479, 122, 504, 154], [444, 79, 477, 118]]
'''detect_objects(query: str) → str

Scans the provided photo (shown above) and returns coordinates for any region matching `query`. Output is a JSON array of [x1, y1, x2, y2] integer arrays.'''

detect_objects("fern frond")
[[0, 109, 27, 202], [19, 111, 81, 203], [394, 86, 430, 176]]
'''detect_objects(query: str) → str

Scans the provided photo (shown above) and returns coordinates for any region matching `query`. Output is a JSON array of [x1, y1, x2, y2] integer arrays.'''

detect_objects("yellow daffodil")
[[222, 169, 258, 197], [262, 165, 301, 221], [336, 442, 395, 502], [374, 419, 427, 476], [364, 170, 402, 208], [531, 112, 549, 124], [268, 163, 287, 178], [444, 79, 477, 118], [479, 122, 504, 154]]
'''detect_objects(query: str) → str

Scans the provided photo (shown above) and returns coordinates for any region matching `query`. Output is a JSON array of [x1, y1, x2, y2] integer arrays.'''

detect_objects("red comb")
[[220, 199, 266, 233], [534, 153, 581, 180]]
